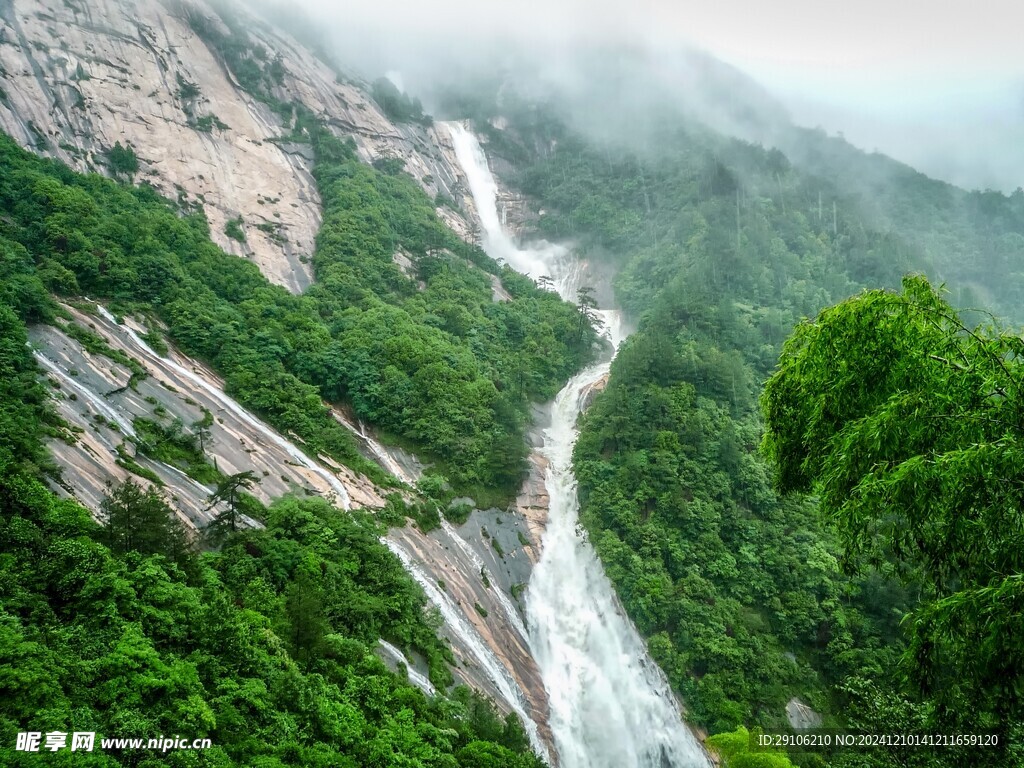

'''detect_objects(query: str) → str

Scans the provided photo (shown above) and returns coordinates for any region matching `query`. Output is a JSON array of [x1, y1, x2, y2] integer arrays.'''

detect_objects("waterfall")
[[448, 121, 711, 768], [358, 419, 418, 486], [384, 537, 550, 763], [378, 639, 437, 696], [92, 306, 352, 510]]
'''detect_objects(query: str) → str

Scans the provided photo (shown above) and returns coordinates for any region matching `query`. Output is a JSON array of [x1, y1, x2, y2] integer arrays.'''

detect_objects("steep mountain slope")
[[33, 293, 558, 748], [34, 302, 383, 519], [0, 1, 585, 758], [0, 128, 565, 765], [0, 0, 472, 291], [10, 3, 1021, 765], [455, 77, 1024, 765]]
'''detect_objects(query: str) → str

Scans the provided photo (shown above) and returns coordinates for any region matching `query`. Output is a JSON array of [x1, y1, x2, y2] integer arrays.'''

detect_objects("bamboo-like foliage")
[[763, 274, 1024, 725]]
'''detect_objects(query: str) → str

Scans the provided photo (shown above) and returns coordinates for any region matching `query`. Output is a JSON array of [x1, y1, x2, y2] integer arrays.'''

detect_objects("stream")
[[448, 122, 711, 768]]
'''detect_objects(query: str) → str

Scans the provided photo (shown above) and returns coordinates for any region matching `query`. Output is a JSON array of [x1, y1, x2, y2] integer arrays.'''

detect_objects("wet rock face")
[[786, 697, 823, 731], [387, 520, 556, 755], [0, 0, 473, 292], [33, 303, 389, 528], [4, 4, 559, 750], [482, 159, 537, 241], [32, 302, 553, 749]]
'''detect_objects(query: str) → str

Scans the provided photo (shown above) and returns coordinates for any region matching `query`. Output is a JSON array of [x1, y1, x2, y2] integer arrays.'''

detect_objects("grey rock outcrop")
[[786, 697, 824, 731], [5, 1, 557, 753], [0, 0, 473, 293], [33, 303, 389, 526]]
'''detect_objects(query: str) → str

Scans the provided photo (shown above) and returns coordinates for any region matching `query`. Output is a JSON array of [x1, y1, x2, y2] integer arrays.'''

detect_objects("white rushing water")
[[447, 123, 580, 299], [34, 352, 138, 438], [93, 306, 352, 510], [440, 520, 530, 643], [448, 122, 710, 768], [357, 419, 418, 486], [378, 639, 437, 696], [384, 538, 550, 762]]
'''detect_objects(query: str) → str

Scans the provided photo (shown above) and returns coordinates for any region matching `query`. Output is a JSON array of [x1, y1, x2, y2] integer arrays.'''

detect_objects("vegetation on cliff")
[[0, 258, 543, 766], [0, 115, 592, 499], [476, 98, 1024, 765]]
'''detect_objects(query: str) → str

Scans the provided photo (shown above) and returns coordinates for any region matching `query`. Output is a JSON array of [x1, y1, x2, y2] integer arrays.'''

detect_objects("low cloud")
[[251, 0, 1024, 192]]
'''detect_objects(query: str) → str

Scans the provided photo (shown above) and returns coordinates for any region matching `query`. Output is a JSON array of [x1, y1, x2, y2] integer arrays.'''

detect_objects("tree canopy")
[[473, 95, 1024, 764], [763, 275, 1024, 736], [0, 113, 593, 501], [0, 289, 544, 765]]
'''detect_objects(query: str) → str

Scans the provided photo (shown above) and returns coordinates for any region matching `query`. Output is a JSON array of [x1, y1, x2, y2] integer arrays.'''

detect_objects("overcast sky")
[[280, 0, 1024, 191], [692, 0, 1024, 192]]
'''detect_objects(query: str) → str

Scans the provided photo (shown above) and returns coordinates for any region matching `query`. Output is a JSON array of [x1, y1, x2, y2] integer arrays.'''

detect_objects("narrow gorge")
[[449, 122, 712, 767], [2, 3, 1019, 767]]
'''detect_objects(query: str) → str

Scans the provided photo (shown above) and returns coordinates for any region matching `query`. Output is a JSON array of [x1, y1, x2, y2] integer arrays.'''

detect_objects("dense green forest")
[[0, 119, 592, 501], [778, 126, 1024, 313], [3, 3, 1022, 762], [466, 96, 1024, 765], [177, 4, 594, 500], [0, 12, 591, 764], [0, 145, 547, 767], [763, 276, 1024, 743]]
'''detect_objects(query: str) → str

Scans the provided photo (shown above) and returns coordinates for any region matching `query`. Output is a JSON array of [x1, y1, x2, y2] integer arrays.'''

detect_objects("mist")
[[253, 0, 1024, 193]]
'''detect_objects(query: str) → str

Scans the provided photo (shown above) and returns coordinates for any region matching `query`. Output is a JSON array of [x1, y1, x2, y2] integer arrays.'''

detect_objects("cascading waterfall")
[[93, 306, 352, 510], [378, 639, 437, 696], [448, 122, 711, 768], [34, 352, 138, 437], [358, 419, 418, 486]]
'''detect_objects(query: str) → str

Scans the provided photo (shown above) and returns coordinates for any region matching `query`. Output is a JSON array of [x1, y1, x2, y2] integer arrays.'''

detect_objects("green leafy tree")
[[762, 275, 1024, 735], [706, 726, 793, 767], [576, 285, 599, 345], [284, 565, 329, 667], [224, 216, 246, 242], [0, 303, 52, 473], [370, 77, 430, 125], [106, 141, 138, 178]]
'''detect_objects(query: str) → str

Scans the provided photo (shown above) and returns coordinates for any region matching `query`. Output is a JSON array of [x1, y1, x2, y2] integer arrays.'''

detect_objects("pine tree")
[[204, 470, 258, 545], [192, 408, 214, 454], [284, 568, 328, 667], [100, 479, 191, 565], [576, 285, 599, 346]]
